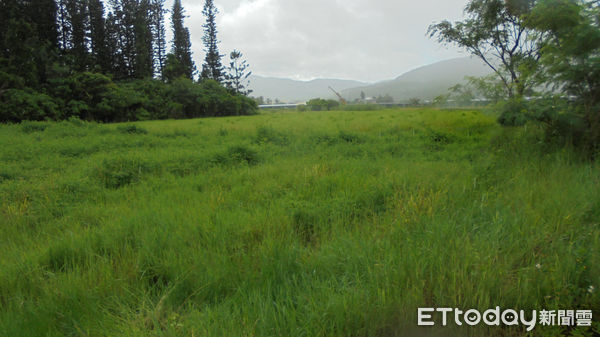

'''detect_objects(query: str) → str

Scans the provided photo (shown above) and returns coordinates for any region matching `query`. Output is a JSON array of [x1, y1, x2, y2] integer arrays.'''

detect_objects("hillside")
[[248, 57, 492, 103], [341, 57, 492, 102]]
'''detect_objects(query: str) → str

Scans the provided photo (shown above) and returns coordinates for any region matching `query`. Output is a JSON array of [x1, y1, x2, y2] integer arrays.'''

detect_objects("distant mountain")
[[248, 76, 368, 103], [341, 57, 493, 102], [248, 57, 493, 103]]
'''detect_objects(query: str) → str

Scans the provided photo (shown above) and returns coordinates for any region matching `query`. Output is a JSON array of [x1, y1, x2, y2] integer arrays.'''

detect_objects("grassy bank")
[[1, 108, 598, 336]]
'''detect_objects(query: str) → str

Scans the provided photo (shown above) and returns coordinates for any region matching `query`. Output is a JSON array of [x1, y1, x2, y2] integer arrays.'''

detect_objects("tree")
[[150, 0, 167, 77], [65, 0, 90, 71], [133, 0, 154, 78], [88, 0, 111, 73], [170, 0, 195, 80], [162, 53, 187, 82], [28, 0, 59, 50], [225, 50, 252, 95], [1, 0, 58, 87], [527, 0, 600, 153], [201, 0, 223, 82], [376, 94, 394, 103], [106, 0, 138, 79], [528, 0, 599, 108], [428, 0, 542, 98]]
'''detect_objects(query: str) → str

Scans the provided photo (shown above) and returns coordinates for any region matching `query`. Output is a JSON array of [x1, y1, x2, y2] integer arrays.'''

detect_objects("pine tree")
[[133, 0, 154, 78], [201, 0, 223, 82], [65, 0, 90, 71], [150, 0, 167, 77], [56, 0, 71, 52], [0, 0, 45, 87], [170, 0, 195, 80], [88, 0, 110, 73], [107, 0, 138, 78], [225, 50, 252, 95], [105, 11, 126, 78], [29, 0, 59, 50]]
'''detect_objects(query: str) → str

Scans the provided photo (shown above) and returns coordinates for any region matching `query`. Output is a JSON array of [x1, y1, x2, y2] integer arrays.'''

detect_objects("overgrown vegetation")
[[0, 0, 256, 123], [1, 108, 598, 336], [430, 0, 600, 158]]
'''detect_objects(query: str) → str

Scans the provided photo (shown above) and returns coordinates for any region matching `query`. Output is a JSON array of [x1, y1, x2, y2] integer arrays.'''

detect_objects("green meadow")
[[0, 108, 598, 336]]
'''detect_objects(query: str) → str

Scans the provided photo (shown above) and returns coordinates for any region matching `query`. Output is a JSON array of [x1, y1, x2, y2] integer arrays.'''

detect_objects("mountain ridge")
[[248, 57, 493, 103]]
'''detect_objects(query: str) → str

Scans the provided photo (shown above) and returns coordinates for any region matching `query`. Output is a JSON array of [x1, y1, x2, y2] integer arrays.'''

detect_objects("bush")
[[306, 98, 340, 111], [211, 145, 260, 166], [1, 72, 257, 124], [496, 98, 530, 126], [0, 89, 59, 122]]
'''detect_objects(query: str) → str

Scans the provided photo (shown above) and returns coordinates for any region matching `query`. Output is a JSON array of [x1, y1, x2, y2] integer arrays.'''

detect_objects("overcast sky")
[[165, 0, 470, 82]]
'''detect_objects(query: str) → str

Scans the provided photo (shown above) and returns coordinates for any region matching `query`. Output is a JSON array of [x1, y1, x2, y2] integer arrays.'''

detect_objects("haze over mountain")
[[248, 76, 368, 103], [249, 57, 493, 103], [341, 57, 493, 102]]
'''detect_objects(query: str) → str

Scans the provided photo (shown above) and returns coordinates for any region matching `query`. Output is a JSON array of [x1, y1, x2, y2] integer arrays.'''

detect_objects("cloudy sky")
[[166, 0, 470, 82]]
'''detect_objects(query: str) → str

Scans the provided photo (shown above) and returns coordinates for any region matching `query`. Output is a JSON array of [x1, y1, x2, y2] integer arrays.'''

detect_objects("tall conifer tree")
[[88, 0, 110, 73], [201, 0, 223, 82], [150, 0, 167, 77], [133, 0, 154, 78], [170, 0, 195, 80]]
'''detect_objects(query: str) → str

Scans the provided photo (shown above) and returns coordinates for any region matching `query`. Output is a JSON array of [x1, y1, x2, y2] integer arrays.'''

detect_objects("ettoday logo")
[[418, 307, 593, 331]]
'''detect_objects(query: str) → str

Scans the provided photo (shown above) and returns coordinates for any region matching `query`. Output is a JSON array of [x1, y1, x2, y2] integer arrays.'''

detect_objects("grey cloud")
[[167, 0, 469, 81]]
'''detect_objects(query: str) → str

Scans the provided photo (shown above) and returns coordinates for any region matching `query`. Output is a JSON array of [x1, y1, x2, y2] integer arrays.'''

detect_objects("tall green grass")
[[0, 109, 598, 336]]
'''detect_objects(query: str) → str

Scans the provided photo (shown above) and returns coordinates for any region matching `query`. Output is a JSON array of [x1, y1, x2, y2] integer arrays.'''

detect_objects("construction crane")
[[328, 86, 347, 105]]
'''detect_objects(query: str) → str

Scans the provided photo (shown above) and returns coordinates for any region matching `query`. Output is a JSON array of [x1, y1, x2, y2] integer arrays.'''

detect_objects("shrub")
[[211, 145, 260, 166], [306, 98, 340, 111], [496, 98, 530, 126], [0, 89, 59, 122]]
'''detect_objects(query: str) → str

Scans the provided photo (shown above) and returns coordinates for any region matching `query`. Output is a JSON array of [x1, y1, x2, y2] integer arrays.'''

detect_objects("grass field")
[[1, 108, 598, 336]]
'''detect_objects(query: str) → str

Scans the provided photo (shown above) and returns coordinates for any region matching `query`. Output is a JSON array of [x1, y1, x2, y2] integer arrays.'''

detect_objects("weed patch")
[[40, 240, 89, 273], [0, 169, 17, 183], [58, 144, 100, 157], [253, 126, 289, 145], [20, 121, 49, 133], [292, 209, 318, 245], [211, 145, 260, 166], [94, 157, 152, 188], [117, 124, 148, 135], [338, 131, 364, 143]]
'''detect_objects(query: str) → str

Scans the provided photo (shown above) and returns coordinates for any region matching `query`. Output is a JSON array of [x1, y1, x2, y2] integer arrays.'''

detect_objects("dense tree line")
[[430, 0, 600, 157], [0, 0, 256, 123]]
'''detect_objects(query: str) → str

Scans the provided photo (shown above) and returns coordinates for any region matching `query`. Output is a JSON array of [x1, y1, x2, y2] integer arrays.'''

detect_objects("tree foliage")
[[225, 50, 252, 95], [431, 0, 600, 156], [170, 0, 195, 80], [428, 0, 542, 98], [201, 0, 224, 82], [0, 0, 254, 124], [526, 0, 600, 154], [306, 98, 340, 111]]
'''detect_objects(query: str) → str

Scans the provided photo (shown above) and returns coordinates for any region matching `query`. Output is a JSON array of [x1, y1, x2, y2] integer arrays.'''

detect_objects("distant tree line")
[[0, 0, 256, 123], [429, 0, 600, 157]]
